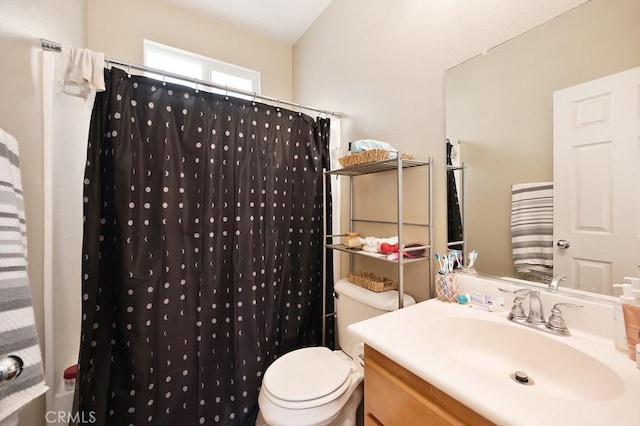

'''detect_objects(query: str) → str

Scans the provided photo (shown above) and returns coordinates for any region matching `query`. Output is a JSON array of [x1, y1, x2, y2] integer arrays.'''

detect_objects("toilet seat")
[[262, 376, 352, 410], [262, 347, 353, 409]]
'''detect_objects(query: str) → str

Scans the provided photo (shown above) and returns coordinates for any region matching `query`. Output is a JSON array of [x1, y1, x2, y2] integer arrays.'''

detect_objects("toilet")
[[257, 278, 416, 426]]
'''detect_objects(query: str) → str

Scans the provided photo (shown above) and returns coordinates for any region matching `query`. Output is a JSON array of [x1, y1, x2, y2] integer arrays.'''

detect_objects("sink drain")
[[511, 370, 534, 386]]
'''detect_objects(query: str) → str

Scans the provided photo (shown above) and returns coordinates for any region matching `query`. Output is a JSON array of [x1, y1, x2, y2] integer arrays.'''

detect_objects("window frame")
[[143, 40, 261, 94]]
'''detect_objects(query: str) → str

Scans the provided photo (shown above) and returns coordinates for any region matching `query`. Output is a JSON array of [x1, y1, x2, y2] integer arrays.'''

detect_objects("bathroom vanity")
[[350, 273, 640, 425], [364, 345, 490, 425]]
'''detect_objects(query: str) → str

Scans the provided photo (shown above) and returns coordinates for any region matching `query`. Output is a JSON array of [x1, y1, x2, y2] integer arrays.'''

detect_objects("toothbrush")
[[453, 250, 463, 270], [435, 253, 445, 273], [450, 250, 463, 270], [467, 250, 478, 270], [448, 251, 457, 272]]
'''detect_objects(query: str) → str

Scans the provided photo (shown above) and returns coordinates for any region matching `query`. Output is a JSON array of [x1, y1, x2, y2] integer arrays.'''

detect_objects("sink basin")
[[424, 317, 624, 402]]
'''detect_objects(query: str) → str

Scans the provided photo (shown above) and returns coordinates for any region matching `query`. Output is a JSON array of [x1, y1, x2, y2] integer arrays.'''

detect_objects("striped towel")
[[511, 182, 554, 279], [0, 129, 47, 423]]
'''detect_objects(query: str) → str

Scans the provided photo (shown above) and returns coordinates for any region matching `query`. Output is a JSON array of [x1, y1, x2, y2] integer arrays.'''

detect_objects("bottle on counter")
[[612, 283, 634, 353]]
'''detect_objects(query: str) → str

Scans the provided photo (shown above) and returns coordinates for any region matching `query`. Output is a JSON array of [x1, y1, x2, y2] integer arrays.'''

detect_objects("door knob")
[[556, 239, 571, 249], [0, 356, 24, 388]]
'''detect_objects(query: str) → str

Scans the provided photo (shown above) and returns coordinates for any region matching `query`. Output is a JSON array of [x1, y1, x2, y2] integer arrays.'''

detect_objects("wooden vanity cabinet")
[[364, 345, 493, 426]]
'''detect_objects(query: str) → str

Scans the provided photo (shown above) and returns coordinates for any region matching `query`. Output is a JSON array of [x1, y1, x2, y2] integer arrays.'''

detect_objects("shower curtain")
[[446, 141, 463, 250], [317, 117, 335, 349], [76, 67, 329, 425]]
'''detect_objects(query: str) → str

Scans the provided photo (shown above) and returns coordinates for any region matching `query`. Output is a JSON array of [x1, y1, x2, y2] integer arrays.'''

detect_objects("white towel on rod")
[[56, 45, 105, 98], [511, 182, 554, 278], [0, 129, 48, 424]]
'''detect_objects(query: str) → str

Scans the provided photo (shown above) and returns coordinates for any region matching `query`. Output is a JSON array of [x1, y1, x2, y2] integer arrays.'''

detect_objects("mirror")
[[445, 0, 640, 296], [446, 140, 464, 253]]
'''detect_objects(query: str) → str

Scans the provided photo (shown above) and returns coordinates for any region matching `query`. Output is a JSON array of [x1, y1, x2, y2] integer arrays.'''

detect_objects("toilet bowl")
[[257, 345, 364, 426], [257, 279, 415, 426]]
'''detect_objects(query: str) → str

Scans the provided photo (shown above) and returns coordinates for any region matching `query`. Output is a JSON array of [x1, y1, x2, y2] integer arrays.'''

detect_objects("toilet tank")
[[333, 278, 416, 358]]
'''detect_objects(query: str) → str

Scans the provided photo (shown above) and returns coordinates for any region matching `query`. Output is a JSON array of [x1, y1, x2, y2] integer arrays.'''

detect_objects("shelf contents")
[[322, 153, 431, 342], [326, 158, 428, 177], [379, 242, 399, 254], [403, 243, 427, 258], [347, 271, 398, 292], [338, 149, 413, 168], [360, 235, 398, 254], [346, 234, 428, 260], [345, 232, 363, 248], [386, 245, 428, 261]]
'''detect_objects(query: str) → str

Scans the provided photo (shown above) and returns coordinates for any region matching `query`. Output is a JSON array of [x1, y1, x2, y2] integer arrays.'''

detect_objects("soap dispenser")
[[624, 276, 640, 290], [624, 277, 640, 302], [612, 283, 635, 353]]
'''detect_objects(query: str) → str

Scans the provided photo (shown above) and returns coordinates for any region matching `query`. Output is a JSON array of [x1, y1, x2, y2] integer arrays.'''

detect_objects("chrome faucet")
[[499, 288, 542, 323], [526, 290, 545, 324], [499, 288, 583, 336], [549, 274, 567, 290]]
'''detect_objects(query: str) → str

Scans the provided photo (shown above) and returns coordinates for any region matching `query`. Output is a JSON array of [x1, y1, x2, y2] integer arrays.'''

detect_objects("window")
[[143, 40, 261, 95]]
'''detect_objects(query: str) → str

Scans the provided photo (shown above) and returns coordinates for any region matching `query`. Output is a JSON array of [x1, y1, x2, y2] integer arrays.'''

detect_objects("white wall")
[[48, 81, 90, 398], [87, 0, 293, 101], [292, 0, 588, 300], [42, 51, 96, 421], [0, 2, 87, 424]]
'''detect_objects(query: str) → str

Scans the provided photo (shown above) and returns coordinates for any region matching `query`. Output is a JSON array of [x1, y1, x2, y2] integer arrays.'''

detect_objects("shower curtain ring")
[[193, 77, 199, 93], [127, 62, 131, 77], [224, 85, 229, 98], [252, 92, 257, 103], [162, 70, 166, 86], [276, 98, 280, 109]]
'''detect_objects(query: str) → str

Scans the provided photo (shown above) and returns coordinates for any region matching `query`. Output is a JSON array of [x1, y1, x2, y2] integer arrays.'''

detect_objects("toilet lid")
[[263, 347, 352, 403]]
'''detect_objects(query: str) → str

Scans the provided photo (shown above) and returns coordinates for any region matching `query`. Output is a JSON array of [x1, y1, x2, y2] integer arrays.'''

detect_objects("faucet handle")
[[498, 288, 532, 321], [546, 303, 583, 335]]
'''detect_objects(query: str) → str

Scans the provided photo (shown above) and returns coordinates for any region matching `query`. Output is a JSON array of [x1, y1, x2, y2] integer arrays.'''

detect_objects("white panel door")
[[553, 67, 640, 294]]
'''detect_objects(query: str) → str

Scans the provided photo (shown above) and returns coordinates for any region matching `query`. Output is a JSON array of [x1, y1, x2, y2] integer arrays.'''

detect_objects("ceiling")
[[162, 0, 332, 45]]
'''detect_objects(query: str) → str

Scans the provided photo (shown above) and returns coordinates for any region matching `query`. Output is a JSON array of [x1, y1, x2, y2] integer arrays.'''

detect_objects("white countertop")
[[349, 297, 640, 425]]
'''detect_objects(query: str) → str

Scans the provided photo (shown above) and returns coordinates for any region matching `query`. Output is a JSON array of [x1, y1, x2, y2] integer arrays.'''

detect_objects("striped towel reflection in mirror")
[[511, 182, 554, 280]]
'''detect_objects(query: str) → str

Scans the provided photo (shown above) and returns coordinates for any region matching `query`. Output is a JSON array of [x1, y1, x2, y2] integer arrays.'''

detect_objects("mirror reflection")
[[445, 0, 640, 296], [446, 140, 464, 253]]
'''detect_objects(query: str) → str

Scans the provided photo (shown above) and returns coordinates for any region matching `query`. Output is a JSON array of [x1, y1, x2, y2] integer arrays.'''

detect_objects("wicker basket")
[[338, 149, 413, 168], [347, 271, 398, 292]]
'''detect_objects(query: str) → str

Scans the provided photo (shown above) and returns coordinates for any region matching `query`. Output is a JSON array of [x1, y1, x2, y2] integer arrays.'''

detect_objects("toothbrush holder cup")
[[435, 272, 460, 303]]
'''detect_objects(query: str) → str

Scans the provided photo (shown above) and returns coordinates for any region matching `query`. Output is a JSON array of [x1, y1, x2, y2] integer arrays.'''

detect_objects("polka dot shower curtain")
[[446, 141, 463, 251], [75, 67, 329, 425]]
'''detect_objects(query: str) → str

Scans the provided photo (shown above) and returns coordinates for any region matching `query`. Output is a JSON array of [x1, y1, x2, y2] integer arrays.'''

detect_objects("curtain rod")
[[41, 39, 342, 118]]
